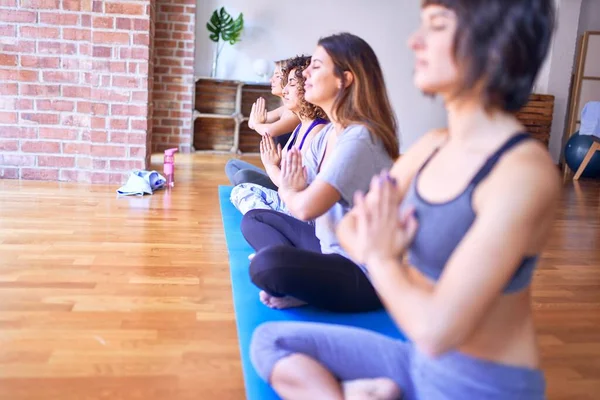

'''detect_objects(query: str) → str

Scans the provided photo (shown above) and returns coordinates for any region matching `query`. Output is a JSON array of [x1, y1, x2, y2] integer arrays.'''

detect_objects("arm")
[[354, 160, 560, 357], [265, 105, 285, 123], [253, 109, 300, 137]]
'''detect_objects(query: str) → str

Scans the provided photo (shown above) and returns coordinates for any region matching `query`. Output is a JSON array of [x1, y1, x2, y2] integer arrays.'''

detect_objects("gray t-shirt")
[[304, 123, 395, 265]]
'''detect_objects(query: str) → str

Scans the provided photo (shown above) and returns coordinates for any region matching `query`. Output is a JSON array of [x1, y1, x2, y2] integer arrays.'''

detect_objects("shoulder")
[[479, 138, 561, 220]]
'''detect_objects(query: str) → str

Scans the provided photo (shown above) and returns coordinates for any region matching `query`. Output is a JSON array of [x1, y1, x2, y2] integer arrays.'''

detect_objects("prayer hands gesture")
[[348, 171, 418, 266], [249, 97, 267, 130], [260, 133, 282, 167], [280, 147, 308, 192]]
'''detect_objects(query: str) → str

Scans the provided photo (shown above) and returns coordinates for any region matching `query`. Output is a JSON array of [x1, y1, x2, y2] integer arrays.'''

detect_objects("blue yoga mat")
[[218, 185, 406, 400]]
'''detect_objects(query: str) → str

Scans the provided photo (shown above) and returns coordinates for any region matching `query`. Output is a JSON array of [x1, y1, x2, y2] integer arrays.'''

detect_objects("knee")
[[250, 322, 294, 382], [225, 160, 239, 182], [249, 245, 290, 286], [240, 209, 264, 239]]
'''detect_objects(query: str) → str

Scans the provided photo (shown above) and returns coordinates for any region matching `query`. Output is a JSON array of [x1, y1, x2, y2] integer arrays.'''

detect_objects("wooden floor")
[[0, 154, 598, 400]]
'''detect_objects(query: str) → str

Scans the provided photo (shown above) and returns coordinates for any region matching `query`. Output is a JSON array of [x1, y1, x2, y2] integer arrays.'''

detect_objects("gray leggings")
[[250, 321, 546, 400], [225, 159, 277, 191]]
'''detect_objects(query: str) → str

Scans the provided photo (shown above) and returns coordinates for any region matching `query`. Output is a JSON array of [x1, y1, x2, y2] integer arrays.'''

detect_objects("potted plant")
[[206, 7, 244, 78]]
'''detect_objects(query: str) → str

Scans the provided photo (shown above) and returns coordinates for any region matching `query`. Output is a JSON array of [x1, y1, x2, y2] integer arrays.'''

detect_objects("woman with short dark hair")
[[249, 1, 559, 399]]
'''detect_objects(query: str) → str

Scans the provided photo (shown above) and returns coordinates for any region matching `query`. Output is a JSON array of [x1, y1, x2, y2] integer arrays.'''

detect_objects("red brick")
[[39, 42, 77, 55], [0, 24, 17, 37], [159, 5, 184, 13], [81, 14, 91, 27], [63, 28, 91, 41], [109, 159, 144, 171], [101, 75, 110, 86], [91, 144, 126, 157], [0, 0, 17, 6], [106, 3, 144, 15], [21, 113, 60, 125], [168, 14, 190, 23], [63, 142, 90, 154], [111, 105, 147, 116], [119, 47, 149, 60], [0, 40, 36, 53], [92, 159, 107, 169], [20, 84, 59, 96], [172, 32, 193, 41], [92, 0, 102, 12], [91, 60, 109, 71], [36, 100, 75, 112], [131, 120, 148, 131], [0, 154, 36, 167], [0, 112, 17, 124], [63, 86, 91, 98], [42, 71, 79, 83], [129, 146, 145, 158], [0, 126, 33, 138], [92, 16, 113, 29], [0, 10, 37, 22], [21, 56, 60, 69], [38, 155, 75, 168], [93, 46, 112, 58], [90, 130, 107, 143], [91, 88, 129, 103], [133, 18, 149, 31], [139, 63, 149, 75], [79, 42, 92, 56], [116, 17, 133, 30], [22, 168, 59, 181], [157, 48, 174, 57], [128, 62, 137, 74], [91, 117, 105, 129], [76, 156, 92, 169], [108, 61, 126, 73], [22, 140, 60, 153], [82, 72, 99, 86], [60, 169, 90, 182], [136, 35, 149, 50], [0, 54, 17, 66], [93, 31, 130, 45], [61, 58, 83, 70], [176, 50, 193, 59], [39, 127, 78, 140], [110, 118, 128, 130], [0, 140, 18, 151], [111, 132, 146, 144], [39, 12, 79, 25], [21, 0, 59, 9], [20, 26, 61, 38], [112, 76, 139, 88], [61, 114, 90, 127], [62, 0, 85, 11], [0, 168, 19, 179], [17, 99, 34, 110]]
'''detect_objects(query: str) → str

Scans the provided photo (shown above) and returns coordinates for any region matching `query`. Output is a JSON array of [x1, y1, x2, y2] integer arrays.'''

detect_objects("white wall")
[[578, 0, 600, 35], [533, 0, 584, 163], [195, 0, 446, 152]]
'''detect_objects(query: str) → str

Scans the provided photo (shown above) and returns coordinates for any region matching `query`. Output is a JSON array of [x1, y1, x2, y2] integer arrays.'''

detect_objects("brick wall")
[[0, 0, 155, 183], [152, 0, 195, 153]]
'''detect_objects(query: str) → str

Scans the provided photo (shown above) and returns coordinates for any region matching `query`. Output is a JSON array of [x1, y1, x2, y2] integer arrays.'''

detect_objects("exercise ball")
[[564, 132, 600, 178]]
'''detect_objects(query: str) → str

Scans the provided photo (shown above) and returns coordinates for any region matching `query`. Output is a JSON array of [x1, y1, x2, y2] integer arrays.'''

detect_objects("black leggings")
[[240, 209, 383, 313]]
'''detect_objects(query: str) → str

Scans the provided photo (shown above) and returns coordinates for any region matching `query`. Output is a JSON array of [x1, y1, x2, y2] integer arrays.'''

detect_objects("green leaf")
[[206, 7, 244, 45]]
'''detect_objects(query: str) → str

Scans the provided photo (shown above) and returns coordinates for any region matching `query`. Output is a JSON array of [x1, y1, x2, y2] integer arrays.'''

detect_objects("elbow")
[[290, 207, 315, 222], [411, 318, 465, 358]]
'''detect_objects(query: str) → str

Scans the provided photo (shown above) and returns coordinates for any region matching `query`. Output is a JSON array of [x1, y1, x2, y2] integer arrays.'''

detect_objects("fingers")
[[277, 143, 282, 158]]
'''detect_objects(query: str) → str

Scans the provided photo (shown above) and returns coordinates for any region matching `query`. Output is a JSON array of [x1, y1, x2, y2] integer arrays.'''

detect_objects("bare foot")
[[342, 378, 401, 400], [259, 291, 307, 309]]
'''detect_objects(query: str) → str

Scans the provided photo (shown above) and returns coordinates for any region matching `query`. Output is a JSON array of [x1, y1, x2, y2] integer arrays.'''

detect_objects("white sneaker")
[[248, 253, 255, 261]]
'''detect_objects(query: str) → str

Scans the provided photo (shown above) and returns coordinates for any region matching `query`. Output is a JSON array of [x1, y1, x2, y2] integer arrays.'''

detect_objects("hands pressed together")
[[279, 147, 308, 192], [342, 171, 418, 268], [259, 134, 282, 167], [249, 97, 268, 130]]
